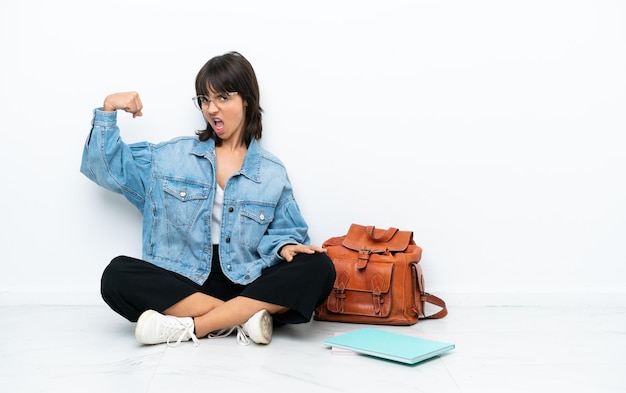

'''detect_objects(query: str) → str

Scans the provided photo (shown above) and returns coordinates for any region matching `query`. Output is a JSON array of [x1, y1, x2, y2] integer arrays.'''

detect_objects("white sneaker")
[[241, 309, 273, 345], [135, 310, 199, 347], [208, 309, 273, 345]]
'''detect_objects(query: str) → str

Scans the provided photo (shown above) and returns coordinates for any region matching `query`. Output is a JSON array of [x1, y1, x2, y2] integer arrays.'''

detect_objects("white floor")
[[1, 304, 625, 393]]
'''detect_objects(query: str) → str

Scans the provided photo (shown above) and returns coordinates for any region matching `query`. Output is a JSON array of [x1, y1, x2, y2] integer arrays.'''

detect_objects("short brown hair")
[[195, 51, 263, 147]]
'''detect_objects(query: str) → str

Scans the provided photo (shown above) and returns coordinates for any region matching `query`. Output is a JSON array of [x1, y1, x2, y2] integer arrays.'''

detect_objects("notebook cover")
[[324, 327, 455, 364]]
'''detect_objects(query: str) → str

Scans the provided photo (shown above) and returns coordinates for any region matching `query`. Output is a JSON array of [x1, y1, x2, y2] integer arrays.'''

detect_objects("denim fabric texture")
[[81, 109, 310, 285]]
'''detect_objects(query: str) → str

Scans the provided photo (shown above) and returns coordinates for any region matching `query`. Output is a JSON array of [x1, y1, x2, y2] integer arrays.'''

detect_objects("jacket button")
[[227, 264, 232, 271], [228, 207, 234, 212], [244, 275, 250, 280], [225, 237, 231, 243]]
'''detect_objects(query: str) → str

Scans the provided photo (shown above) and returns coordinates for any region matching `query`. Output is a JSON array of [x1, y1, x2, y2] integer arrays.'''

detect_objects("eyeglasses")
[[192, 92, 239, 110]]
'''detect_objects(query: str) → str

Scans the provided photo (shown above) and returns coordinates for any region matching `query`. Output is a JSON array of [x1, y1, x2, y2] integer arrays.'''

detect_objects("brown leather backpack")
[[314, 224, 448, 325]]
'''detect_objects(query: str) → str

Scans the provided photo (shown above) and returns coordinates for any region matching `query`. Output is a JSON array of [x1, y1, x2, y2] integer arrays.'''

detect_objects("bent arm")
[[80, 108, 150, 211]]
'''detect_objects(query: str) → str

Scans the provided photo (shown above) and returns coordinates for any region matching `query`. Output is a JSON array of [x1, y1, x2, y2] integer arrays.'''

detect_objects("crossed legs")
[[163, 292, 288, 338]]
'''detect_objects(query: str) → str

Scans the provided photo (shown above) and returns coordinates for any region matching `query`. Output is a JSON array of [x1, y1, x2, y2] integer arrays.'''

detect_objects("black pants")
[[101, 245, 336, 324]]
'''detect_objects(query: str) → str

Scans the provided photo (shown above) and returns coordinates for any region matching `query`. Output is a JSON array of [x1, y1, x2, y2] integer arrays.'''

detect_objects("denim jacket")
[[80, 109, 311, 285]]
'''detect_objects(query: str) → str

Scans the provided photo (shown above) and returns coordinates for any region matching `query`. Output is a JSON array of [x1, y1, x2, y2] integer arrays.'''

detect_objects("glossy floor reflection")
[[1, 304, 624, 392]]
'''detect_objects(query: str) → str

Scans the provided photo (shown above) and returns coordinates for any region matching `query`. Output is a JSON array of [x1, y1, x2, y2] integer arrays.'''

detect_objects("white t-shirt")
[[211, 185, 224, 245]]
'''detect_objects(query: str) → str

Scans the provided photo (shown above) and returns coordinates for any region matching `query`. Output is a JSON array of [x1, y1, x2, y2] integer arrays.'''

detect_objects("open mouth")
[[212, 118, 224, 133]]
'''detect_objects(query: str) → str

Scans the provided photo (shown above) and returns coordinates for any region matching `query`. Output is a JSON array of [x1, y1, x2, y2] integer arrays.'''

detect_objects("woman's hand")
[[103, 91, 143, 118], [280, 244, 327, 262]]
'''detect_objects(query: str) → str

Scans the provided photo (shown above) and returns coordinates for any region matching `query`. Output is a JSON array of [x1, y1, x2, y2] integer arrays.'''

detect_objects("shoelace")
[[208, 325, 251, 346], [165, 319, 200, 347]]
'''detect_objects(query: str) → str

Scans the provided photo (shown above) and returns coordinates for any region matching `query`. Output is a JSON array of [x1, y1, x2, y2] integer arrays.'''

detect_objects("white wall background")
[[1, 0, 624, 307]]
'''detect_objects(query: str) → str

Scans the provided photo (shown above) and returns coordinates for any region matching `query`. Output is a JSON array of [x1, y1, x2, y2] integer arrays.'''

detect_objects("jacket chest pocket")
[[162, 180, 209, 228], [239, 206, 275, 248]]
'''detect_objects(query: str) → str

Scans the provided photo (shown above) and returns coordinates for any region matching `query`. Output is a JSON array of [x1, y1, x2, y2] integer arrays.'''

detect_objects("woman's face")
[[202, 90, 247, 143]]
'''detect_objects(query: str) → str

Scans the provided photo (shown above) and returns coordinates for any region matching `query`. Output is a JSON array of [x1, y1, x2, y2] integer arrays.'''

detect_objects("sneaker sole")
[[135, 309, 158, 344], [249, 310, 273, 344]]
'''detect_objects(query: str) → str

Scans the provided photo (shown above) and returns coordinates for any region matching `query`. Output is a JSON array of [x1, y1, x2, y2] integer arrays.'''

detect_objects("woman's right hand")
[[103, 91, 143, 118]]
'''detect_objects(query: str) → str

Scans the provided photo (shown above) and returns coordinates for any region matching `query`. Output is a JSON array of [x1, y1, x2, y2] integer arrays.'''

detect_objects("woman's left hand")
[[280, 244, 327, 262]]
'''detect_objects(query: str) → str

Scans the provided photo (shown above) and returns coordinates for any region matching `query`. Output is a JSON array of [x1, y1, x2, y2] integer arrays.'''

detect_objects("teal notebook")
[[324, 328, 455, 365]]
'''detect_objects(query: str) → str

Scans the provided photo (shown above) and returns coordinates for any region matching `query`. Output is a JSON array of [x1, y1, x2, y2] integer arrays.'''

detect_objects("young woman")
[[81, 51, 336, 346]]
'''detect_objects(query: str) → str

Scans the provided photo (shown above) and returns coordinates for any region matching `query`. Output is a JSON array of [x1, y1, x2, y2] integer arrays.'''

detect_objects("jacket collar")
[[191, 138, 262, 183]]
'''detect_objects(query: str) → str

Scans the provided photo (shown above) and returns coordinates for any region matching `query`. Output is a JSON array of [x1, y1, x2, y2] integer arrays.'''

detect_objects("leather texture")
[[314, 224, 448, 325]]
